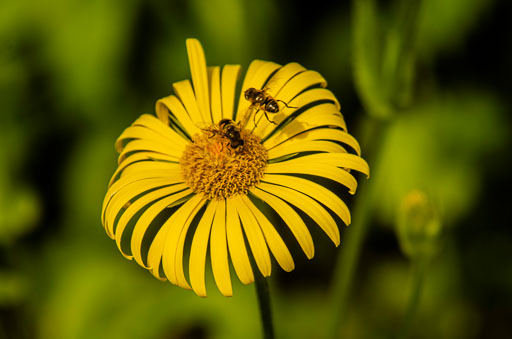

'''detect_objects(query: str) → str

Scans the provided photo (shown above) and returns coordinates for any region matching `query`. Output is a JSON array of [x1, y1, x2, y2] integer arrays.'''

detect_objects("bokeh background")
[[1, 0, 511, 338]]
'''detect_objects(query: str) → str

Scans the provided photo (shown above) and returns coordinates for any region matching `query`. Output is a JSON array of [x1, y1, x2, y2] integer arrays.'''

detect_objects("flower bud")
[[396, 190, 441, 260]]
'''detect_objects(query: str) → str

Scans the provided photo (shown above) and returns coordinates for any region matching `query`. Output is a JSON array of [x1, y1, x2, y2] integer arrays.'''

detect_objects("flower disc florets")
[[180, 128, 267, 200]]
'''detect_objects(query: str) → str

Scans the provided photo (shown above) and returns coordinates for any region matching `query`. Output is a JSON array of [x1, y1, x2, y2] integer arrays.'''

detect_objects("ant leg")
[[277, 99, 297, 109]]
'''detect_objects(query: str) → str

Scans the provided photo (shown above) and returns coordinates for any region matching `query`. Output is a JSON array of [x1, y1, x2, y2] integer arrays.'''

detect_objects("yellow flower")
[[101, 39, 369, 297]]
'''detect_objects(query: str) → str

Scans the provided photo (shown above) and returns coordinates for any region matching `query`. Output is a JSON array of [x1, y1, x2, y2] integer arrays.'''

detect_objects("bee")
[[243, 87, 296, 126], [205, 118, 244, 149]]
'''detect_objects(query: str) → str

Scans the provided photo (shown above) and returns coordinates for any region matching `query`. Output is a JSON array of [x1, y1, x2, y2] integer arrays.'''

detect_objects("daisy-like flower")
[[101, 39, 369, 297]]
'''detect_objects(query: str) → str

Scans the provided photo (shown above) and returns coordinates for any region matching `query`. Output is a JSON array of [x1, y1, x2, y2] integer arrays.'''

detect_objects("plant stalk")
[[255, 274, 275, 339], [397, 258, 427, 339]]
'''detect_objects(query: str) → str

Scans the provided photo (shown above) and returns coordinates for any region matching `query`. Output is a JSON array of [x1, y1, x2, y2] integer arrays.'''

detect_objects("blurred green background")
[[1, 0, 511, 338]]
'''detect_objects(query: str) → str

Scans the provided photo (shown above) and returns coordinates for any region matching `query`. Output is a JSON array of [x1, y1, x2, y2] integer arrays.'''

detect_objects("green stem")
[[255, 274, 275, 339], [397, 258, 426, 339]]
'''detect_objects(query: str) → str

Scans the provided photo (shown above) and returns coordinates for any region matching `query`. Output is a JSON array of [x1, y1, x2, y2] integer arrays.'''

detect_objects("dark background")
[[1, 0, 510, 338]]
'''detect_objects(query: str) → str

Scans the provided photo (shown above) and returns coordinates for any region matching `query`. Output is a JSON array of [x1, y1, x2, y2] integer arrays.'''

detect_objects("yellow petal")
[[173, 80, 205, 124], [104, 170, 179, 208], [267, 128, 362, 156], [175, 198, 206, 289], [287, 86, 340, 110], [152, 194, 204, 286], [147, 194, 193, 281], [189, 199, 217, 297], [155, 102, 169, 125], [115, 168, 182, 192], [232, 195, 272, 277], [118, 161, 181, 178], [131, 190, 195, 268], [156, 95, 200, 137], [118, 140, 182, 164], [261, 102, 343, 143], [102, 178, 183, 237], [133, 114, 189, 148], [209, 66, 222, 123], [172, 195, 206, 289], [108, 153, 178, 187], [103, 176, 178, 230], [187, 38, 211, 123], [262, 174, 351, 225], [112, 172, 184, 200], [210, 199, 232, 296], [113, 184, 190, 259], [226, 197, 254, 285], [267, 140, 347, 160], [269, 153, 370, 177], [221, 64, 241, 120], [258, 182, 340, 246], [250, 188, 314, 259], [265, 162, 358, 194], [276, 70, 328, 105], [116, 126, 184, 156], [265, 62, 307, 97], [241, 195, 294, 272]]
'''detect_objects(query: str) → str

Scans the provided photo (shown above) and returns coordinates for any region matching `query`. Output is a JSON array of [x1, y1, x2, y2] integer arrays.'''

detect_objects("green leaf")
[[352, 0, 422, 119]]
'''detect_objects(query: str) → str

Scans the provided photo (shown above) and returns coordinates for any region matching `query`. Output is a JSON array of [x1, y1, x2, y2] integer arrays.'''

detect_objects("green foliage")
[[373, 90, 506, 226], [352, 0, 420, 119], [416, 0, 494, 58], [0, 0, 509, 338]]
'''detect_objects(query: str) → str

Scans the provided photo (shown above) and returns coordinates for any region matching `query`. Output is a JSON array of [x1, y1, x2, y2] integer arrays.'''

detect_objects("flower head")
[[101, 39, 369, 297]]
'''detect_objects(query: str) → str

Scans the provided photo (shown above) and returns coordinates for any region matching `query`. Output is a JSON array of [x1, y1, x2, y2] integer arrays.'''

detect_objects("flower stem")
[[255, 274, 275, 339], [397, 258, 426, 339]]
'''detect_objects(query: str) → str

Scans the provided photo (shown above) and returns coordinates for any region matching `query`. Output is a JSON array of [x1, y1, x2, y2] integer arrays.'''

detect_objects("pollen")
[[180, 127, 267, 200]]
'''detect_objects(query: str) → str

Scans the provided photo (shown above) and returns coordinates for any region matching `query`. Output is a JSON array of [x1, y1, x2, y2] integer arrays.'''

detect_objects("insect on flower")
[[203, 118, 245, 150], [242, 84, 297, 127]]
